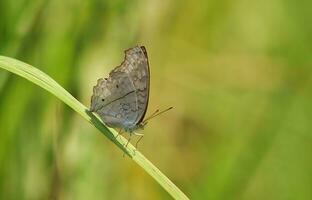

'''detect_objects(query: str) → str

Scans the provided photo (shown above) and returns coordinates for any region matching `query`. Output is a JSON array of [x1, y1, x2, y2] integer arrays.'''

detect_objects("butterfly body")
[[90, 46, 150, 133]]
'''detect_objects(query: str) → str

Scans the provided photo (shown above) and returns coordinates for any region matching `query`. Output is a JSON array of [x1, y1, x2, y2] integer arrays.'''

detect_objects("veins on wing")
[[95, 90, 135, 112]]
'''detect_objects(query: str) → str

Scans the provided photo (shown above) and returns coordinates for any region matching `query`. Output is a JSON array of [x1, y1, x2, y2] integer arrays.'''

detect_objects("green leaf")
[[0, 56, 189, 200]]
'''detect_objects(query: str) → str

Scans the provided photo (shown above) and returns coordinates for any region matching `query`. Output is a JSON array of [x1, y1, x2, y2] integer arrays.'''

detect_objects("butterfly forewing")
[[123, 46, 150, 125]]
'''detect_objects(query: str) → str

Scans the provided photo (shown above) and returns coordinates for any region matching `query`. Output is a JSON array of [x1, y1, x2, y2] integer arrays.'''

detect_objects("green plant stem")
[[0, 56, 189, 200]]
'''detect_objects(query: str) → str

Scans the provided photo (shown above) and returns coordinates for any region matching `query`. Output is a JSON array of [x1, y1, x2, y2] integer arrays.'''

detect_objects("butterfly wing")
[[90, 46, 150, 130], [121, 46, 150, 125]]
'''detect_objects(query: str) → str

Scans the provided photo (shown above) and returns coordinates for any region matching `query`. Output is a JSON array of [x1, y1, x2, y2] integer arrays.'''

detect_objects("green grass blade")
[[0, 56, 189, 200]]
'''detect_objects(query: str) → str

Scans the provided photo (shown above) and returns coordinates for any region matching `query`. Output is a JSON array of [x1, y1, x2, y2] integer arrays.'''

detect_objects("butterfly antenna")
[[143, 107, 173, 124], [145, 109, 159, 120]]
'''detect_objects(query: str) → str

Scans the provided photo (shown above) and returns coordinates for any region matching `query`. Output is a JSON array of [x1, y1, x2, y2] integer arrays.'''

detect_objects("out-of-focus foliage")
[[0, 0, 311, 199]]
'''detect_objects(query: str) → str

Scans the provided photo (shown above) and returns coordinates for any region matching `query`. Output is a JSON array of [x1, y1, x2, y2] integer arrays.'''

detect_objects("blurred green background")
[[1, 0, 312, 199]]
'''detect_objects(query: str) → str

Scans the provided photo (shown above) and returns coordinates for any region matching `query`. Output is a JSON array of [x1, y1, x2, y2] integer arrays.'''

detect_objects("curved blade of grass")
[[0, 56, 189, 200]]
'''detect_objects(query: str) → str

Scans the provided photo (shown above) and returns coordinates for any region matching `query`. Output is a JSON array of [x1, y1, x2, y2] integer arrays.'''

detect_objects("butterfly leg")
[[123, 135, 132, 157], [115, 128, 124, 138], [135, 134, 144, 149], [125, 134, 132, 148]]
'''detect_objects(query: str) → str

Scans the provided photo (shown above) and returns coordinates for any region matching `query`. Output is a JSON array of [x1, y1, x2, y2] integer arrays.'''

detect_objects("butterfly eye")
[[102, 98, 105, 101], [116, 84, 119, 88]]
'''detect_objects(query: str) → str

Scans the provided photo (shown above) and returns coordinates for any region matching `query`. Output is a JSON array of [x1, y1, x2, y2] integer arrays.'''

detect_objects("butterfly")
[[90, 46, 172, 137]]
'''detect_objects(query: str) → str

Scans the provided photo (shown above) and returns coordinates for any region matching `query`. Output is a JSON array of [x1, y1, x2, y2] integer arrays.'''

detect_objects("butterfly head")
[[138, 121, 148, 129]]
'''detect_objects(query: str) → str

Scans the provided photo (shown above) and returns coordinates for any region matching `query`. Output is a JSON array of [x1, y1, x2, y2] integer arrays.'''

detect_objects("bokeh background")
[[1, 0, 312, 199]]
